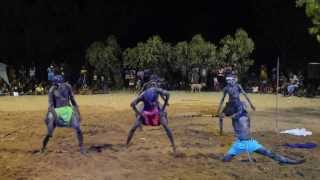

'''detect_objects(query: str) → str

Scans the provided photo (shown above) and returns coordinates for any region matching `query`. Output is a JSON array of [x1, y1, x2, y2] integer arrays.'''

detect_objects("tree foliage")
[[123, 29, 254, 84], [189, 34, 217, 68], [297, 0, 320, 42], [219, 29, 255, 77], [123, 35, 173, 76], [173, 35, 218, 83], [86, 35, 122, 85], [115, 29, 254, 87]]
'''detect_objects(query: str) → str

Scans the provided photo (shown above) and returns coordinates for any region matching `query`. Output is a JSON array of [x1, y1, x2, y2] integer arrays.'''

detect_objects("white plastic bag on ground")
[[280, 128, 312, 136]]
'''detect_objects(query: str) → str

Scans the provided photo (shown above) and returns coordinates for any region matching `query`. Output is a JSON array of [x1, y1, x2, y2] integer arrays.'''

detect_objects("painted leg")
[[126, 116, 143, 147], [255, 148, 305, 165], [160, 113, 176, 153], [222, 154, 235, 162], [41, 112, 56, 152], [72, 114, 85, 154], [219, 114, 224, 136]]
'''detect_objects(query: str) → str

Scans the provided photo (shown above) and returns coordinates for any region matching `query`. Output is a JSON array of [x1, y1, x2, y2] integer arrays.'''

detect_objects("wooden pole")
[[276, 57, 280, 132]]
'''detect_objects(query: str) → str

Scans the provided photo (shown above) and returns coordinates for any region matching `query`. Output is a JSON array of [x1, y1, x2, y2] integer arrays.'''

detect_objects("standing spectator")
[[201, 68, 207, 84], [280, 73, 289, 95], [100, 75, 108, 93], [8, 65, 16, 81], [80, 65, 88, 89], [19, 65, 27, 81], [92, 72, 98, 90], [217, 67, 225, 88], [298, 72, 304, 86], [59, 62, 65, 77], [213, 76, 220, 91], [29, 63, 36, 81], [47, 64, 55, 82], [260, 65, 268, 93], [191, 68, 200, 84]]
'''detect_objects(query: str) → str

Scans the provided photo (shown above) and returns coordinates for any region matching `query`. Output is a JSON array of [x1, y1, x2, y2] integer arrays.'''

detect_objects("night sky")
[[0, 0, 319, 71]]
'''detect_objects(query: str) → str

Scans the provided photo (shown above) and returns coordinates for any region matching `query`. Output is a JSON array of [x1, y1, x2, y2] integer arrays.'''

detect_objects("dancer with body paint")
[[216, 75, 255, 135], [222, 101, 304, 164], [41, 75, 85, 153], [126, 81, 176, 152]]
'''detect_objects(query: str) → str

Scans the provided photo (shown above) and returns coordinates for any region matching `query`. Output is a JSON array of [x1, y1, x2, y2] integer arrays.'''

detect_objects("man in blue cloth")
[[222, 101, 305, 164], [41, 75, 85, 154]]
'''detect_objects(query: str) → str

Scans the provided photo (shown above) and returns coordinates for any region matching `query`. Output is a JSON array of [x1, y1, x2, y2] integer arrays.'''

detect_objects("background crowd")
[[0, 61, 311, 97]]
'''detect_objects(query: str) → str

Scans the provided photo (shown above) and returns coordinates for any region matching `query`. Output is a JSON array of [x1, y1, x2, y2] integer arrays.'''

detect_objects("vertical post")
[[275, 57, 280, 132]]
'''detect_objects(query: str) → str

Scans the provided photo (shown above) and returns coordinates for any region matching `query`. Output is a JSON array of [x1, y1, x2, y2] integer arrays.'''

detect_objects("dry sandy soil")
[[0, 92, 319, 180]]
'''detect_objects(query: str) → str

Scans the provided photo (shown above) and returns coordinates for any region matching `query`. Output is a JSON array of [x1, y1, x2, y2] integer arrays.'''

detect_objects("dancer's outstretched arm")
[[216, 90, 227, 115], [239, 85, 255, 111]]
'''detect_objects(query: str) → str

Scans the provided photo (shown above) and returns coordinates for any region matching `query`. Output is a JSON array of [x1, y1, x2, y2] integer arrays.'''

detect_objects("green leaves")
[[88, 30, 255, 88], [86, 35, 121, 79], [218, 29, 255, 77], [123, 30, 254, 81], [297, 0, 320, 42], [189, 34, 218, 68], [123, 35, 172, 75]]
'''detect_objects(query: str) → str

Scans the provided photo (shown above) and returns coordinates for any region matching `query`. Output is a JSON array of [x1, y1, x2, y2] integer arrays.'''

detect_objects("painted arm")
[[48, 86, 55, 111], [239, 85, 255, 111], [157, 88, 170, 111], [130, 94, 143, 117], [216, 90, 226, 115], [67, 83, 78, 107]]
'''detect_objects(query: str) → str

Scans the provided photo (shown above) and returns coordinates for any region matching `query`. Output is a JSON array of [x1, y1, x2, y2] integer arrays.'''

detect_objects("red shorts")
[[142, 108, 161, 126]]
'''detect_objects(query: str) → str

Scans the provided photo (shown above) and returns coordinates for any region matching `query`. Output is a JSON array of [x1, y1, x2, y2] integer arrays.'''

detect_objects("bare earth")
[[0, 92, 319, 180]]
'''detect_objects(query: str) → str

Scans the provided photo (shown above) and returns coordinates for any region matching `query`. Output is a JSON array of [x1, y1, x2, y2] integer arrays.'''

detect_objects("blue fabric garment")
[[287, 84, 298, 94], [227, 139, 263, 156], [283, 143, 317, 149], [48, 72, 54, 81]]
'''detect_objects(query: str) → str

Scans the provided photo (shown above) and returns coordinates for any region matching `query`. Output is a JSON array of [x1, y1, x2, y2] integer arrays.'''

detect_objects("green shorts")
[[55, 106, 74, 127]]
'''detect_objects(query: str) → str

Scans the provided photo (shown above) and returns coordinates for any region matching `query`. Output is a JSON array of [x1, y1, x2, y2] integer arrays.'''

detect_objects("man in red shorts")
[[126, 81, 176, 153]]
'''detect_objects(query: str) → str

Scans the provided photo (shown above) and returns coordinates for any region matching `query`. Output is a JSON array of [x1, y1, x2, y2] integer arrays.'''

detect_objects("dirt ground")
[[0, 92, 319, 180]]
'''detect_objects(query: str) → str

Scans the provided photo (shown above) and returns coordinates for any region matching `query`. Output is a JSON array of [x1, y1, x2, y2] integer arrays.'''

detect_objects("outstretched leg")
[[41, 112, 56, 152], [126, 116, 143, 147], [255, 148, 305, 165], [160, 112, 176, 153], [219, 113, 225, 136], [222, 154, 236, 162], [71, 112, 85, 154]]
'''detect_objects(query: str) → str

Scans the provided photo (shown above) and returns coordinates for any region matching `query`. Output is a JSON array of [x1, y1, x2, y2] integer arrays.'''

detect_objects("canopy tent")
[[0, 62, 10, 85]]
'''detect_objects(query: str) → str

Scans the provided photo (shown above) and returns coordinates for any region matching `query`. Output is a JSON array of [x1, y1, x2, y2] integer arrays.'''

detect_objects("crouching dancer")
[[126, 82, 176, 153], [41, 75, 85, 154], [222, 101, 304, 165]]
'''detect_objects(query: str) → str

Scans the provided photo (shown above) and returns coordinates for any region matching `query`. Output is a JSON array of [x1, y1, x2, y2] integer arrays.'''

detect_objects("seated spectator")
[[287, 81, 299, 96], [35, 83, 45, 95]]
